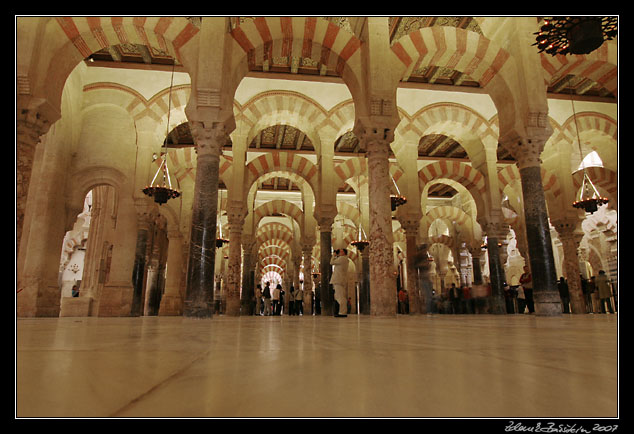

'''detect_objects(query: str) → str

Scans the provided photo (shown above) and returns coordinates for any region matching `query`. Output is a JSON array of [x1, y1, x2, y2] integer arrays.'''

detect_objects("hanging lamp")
[[142, 62, 181, 205], [216, 189, 229, 248], [533, 17, 617, 56], [350, 175, 370, 251], [567, 77, 609, 214], [390, 172, 407, 211]]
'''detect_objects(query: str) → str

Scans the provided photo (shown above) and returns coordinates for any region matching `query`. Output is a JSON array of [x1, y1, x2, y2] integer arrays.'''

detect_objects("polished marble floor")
[[15, 313, 618, 418]]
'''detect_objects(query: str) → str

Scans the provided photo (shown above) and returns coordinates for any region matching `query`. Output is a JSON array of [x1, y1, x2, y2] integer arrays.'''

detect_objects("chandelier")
[[533, 17, 617, 56], [390, 172, 407, 211], [350, 174, 370, 251], [567, 77, 609, 214], [216, 190, 229, 247], [142, 62, 181, 205]]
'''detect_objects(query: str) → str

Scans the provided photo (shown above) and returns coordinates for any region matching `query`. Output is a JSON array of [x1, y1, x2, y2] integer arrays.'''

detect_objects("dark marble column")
[[400, 219, 421, 314], [318, 218, 334, 316], [147, 219, 168, 316], [184, 122, 225, 319], [131, 216, 151, 317], [358, 245, 371, 315], [472, 250, 483, 285], [519, 165, 560, 316], [484, 228, 507, 314], [503, 135, 560, 316]]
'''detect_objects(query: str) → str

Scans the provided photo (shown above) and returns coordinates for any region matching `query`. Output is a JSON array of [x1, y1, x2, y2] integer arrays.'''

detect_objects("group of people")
[[254, 282, 305, 316], [508, 266, 616, 314], [431, 282, 491, 314], [250, 247, 351, 318], [430, 265, 617, 315]]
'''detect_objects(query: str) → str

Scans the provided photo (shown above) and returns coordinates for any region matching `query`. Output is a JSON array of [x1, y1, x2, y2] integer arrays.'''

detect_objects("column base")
[[60, 297, 93, 317], [183, 301, 214, 319], [17, 277, 61, 317], [98, 282, 134, 317], [535, 290, 563, 316], [158, 294, 183, 316]]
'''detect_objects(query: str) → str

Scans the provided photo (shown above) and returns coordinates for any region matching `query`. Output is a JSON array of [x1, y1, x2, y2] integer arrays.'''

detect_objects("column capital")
[[190, 121, 229, 158], [499, 119, 552, 170], [552, 219, 584, 243], [397, 214, 422, 234]]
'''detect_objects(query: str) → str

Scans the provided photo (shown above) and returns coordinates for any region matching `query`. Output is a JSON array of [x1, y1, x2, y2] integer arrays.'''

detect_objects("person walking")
[[263, 282, 272, 316], [581, 274, 593, 313], [330, 248, 349, 317], [288, 285, 295, 315], [272, 284, 282, 315], [595, 270, 614, 314], [557, 277, 570, 313], [294, 284, 303, 315], [519, 266, 535, 314]]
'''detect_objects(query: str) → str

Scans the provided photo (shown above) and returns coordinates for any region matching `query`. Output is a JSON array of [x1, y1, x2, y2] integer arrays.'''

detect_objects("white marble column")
[[360, 131, 397, 317], [553, 220, 586, 314], [224, 203, 245, 316]]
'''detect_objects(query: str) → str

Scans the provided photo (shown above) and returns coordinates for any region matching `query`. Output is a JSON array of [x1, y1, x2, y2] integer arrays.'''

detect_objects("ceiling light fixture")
[[533, 16, 617, 56], [142, 62, 181, 205]]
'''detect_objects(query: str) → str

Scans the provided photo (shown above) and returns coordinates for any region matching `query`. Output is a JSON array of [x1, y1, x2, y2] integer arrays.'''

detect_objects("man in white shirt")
[[330, 248, 349, 317]]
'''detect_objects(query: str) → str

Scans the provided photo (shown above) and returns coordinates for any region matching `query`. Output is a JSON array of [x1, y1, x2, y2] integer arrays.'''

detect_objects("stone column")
[[130, 208, 153, 317], [414, 243, 433, 313], [318, 216, 335, 316], [400, 219, 421, 314], [146, 217, 168, 316], [224, 204, 245, 316], [159, 230, 185, 315], [471, 247, 484, 285], [16, 108, 53, 255], [502, 134, 560, 316], [241, 237, 256, 315], [360, 131, 397, 317], [357, 242, 371, 315], [302, 244, 313, 315], [184, 122, 225, 318], [484, 222, 508, 314], [553, 221, 586, 314]]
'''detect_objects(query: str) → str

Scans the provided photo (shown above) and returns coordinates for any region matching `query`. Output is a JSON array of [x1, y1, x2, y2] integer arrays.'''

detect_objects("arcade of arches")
[[17, 16, 618, 321]]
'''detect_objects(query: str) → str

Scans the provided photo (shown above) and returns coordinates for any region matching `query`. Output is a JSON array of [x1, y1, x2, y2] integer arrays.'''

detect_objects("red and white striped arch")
[[229, 17, 362, 75], [497, 165, 562, 199], [55, 17, 199, 63], [256, 222, 294, 246], [334, 157, 367, 189], [418, 160, 487, 203], [258, 244, 291, 263], [240, 90, 328, 147], [253, 199, 304, 231], [398, 102, 497, 156], [539, 42, 617, 97], [390, 26, 511, 87], [245, 151, 319, 196]]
